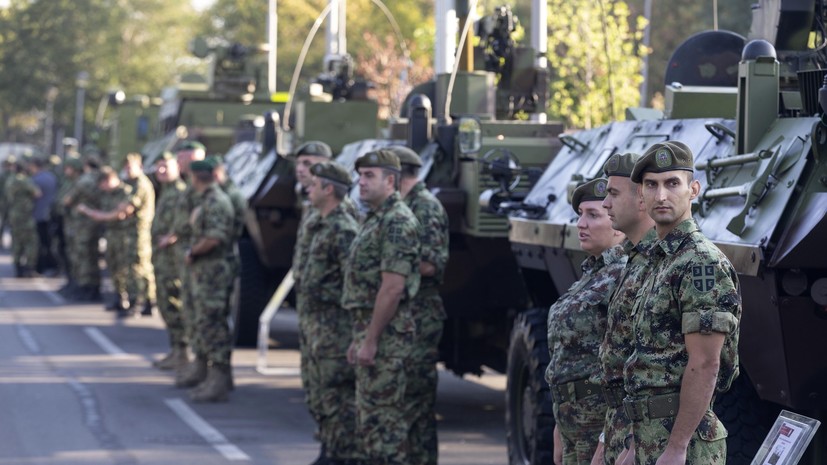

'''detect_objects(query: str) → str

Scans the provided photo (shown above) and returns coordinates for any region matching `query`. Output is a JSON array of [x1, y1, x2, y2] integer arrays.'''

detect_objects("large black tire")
[[506, 308, 555, 465], [235, 238, 280, 347], [714, 369, 781, 465]]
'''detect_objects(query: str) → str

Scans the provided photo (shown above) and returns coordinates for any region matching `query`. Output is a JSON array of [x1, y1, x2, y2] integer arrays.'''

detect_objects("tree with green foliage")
[[546, 0, 646, 129]]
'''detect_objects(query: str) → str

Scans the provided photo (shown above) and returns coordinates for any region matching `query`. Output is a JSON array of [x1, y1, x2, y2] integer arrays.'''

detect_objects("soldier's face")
[[358, 167, 392, 208], [641, 170, 700, 230], [295, 155, 327, 189], [177, 149, 204, 175], [155, 160, 179, 183], [603, 176, 643, 233], [577, 200, 621, 257], [307, 175, 325, 208]]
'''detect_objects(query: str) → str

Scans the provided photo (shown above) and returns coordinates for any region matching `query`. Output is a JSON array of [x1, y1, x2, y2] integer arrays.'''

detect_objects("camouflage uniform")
[[298, 203, 360, 462], [5, 172, 39, 272], [404, 181, 449, 465], [342, 192, 420, 465], [172, 184, 200, 349], [624, 219, 740, 465], [186, 183, 235, 367], [64, 170, 102, 291], [545, 244, 626, 465], [100, 182, 135, 302], [590, 229, 657, 465], [152, 179, 187, 349], [51, 169, 77, 277], [123, 172, 156, 308], [0, 166, 12, 243]]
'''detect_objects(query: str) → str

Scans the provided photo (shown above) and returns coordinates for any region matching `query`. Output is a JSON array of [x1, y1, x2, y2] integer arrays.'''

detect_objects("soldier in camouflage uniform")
[[55, 157, 84, 295], [122, 153, 156, 315], [0, 158, 16, 248], [298, 161, 361, 465], [624, 141, 740, 465], [62, 155, 103, 302], [545, 178, 626, 465], [183, 159, 236, 403], [389, 145, 449, 465], [166, 141, 207, 389], [291, 140, 334, 450], [151, 153, 189, 370], [588, 153, 657, 465], [343, 149, 421, 465], [76, 166, 149, 317], [5, 158, 42, 277]]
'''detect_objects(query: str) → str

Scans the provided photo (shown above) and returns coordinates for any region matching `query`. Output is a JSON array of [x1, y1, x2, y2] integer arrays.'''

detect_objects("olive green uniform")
[[5, 173, 39, 272], [152, 179, 187, 349]]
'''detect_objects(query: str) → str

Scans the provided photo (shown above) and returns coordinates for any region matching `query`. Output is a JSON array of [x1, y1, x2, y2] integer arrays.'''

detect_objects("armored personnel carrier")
[[502, 1, 827, 463]]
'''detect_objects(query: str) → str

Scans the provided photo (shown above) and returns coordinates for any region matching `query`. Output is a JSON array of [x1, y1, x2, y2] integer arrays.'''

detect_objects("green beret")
[[205, 155, 224, 167], [64, 157, 83, 171], [603, 152, 640, 178], [158, 151, 176, 161], [190, 160, 214, 173], [631, 141, 694, 183], [355, 149, 401, 171], [386, 145, 422, 167], [177, 140, 206, 152], [571, 178, 609, 214], [294, 141, 332, 158], [311, 161, 352, 187]]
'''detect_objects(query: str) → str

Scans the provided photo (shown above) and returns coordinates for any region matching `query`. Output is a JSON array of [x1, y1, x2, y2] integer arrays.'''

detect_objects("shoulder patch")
[[692, 264, 715, 293]]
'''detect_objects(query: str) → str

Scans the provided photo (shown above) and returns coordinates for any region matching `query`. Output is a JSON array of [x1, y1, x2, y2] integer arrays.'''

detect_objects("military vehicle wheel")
[[714, 370, 780, 465], [506, 308, 554, 465], [235, 238, 278, 347]]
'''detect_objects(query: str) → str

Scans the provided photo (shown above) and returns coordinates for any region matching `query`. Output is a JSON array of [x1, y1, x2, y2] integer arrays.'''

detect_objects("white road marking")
[[16, 324, 41, 354], [164, 398, 251, 461], [83, 327, 133, 359]]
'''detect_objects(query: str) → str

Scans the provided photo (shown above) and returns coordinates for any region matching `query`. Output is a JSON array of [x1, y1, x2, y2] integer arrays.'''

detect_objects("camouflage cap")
[[176, 140, 206, 152], [386, 145, 422, 167], [64, 156, 83, 171], [190, 160, 214, 173], [294, 140, 332, 158], [355, 149, 401, 172], [311, 161, 353, 187], [631, 141, 694, 183], [571, 177, 609, 214], [603, 152, 640, 178]]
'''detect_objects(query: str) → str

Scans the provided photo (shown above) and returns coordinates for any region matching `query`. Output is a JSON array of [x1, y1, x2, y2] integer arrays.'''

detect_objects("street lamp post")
[[74, 71, 90, 146], [44, 86, 59, 154]]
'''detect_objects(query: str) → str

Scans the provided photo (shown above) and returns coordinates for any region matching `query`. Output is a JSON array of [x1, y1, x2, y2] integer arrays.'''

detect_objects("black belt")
[[601, 382, 625, 409], [623, 392, 680, 422], [550, 378, 599, 404]]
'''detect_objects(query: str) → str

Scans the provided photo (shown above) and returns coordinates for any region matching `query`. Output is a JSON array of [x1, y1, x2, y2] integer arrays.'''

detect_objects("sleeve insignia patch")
[[692, 264, 715, 292]]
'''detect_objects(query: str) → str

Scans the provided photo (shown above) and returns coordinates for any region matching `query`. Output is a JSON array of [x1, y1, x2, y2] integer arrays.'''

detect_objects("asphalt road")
[[0, 249, 509, 465]]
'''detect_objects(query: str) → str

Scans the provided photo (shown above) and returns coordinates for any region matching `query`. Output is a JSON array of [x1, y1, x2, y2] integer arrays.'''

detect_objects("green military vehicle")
[[501, 1, 827, 464]]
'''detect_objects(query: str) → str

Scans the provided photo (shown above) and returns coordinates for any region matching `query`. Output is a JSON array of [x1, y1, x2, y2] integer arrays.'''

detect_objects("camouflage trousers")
[[10, 219, 37, 268], [125, 230, 155, 304], [67, 224, 101, 287], [104, 230, 130, 299], [632, 409, 727, 465], [552, 392, 607, 465], [602, 405, 631, 465], [153, 245, 185, 348], [188, 257, 233, 366], [296, 294, 321, 424], [406, 293, 445, 465], [306, 355, 361, 461]]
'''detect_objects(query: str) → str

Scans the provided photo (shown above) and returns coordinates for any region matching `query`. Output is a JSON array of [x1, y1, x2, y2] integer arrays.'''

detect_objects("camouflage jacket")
[[63, 171, 101, 226], [124, 172, 155, 232], [404, 182, 449, 292], [624, 219, 741, 396], [99, 182, 134, 233], [151, 179, 186, 242], [545, 244, 627, 386], [220, 179, 246, 242], [298, 203, 359, 306], [342, 192, 421, 332], [189, 183, 234, 262], [171, 182, 199, 249], [5, 174, 38, 225], [593, 228, 658, 386], [292, 202, 320, 289]]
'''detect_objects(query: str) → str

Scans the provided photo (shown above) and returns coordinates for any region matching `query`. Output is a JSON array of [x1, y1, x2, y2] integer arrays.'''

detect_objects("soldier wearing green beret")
[[586, 153, 657, 465], [61, 154, 103, 301], [0, 157, 16, 249], [343, 149, 421, 465], [546, 178, 627, 465], [388, 145, 449, 465], [298, 161, 362, 465], [53, 157, 85, 296], [624, 141, 741, 465], [183, 158, 236, 402], [122, 152, 156, 316], [5, 157, 42, 277]]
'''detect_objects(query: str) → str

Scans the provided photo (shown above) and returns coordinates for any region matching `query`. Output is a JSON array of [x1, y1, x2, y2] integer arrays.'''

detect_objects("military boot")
[[174, 357, 207, 388], [57, 280, 77, 297], [153, 346, 188, 371], [189, 364, 231, 403]]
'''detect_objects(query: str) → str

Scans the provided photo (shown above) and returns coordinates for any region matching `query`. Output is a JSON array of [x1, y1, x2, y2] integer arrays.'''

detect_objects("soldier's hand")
[[356, 339, 377, 366]]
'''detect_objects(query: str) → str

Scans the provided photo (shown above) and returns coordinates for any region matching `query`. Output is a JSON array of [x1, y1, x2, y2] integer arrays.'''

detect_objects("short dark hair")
[[192, 170, 214, 184], [401, 164, 419, 179], [381, 167, 400, 191], [320, 178, 349, 200]]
